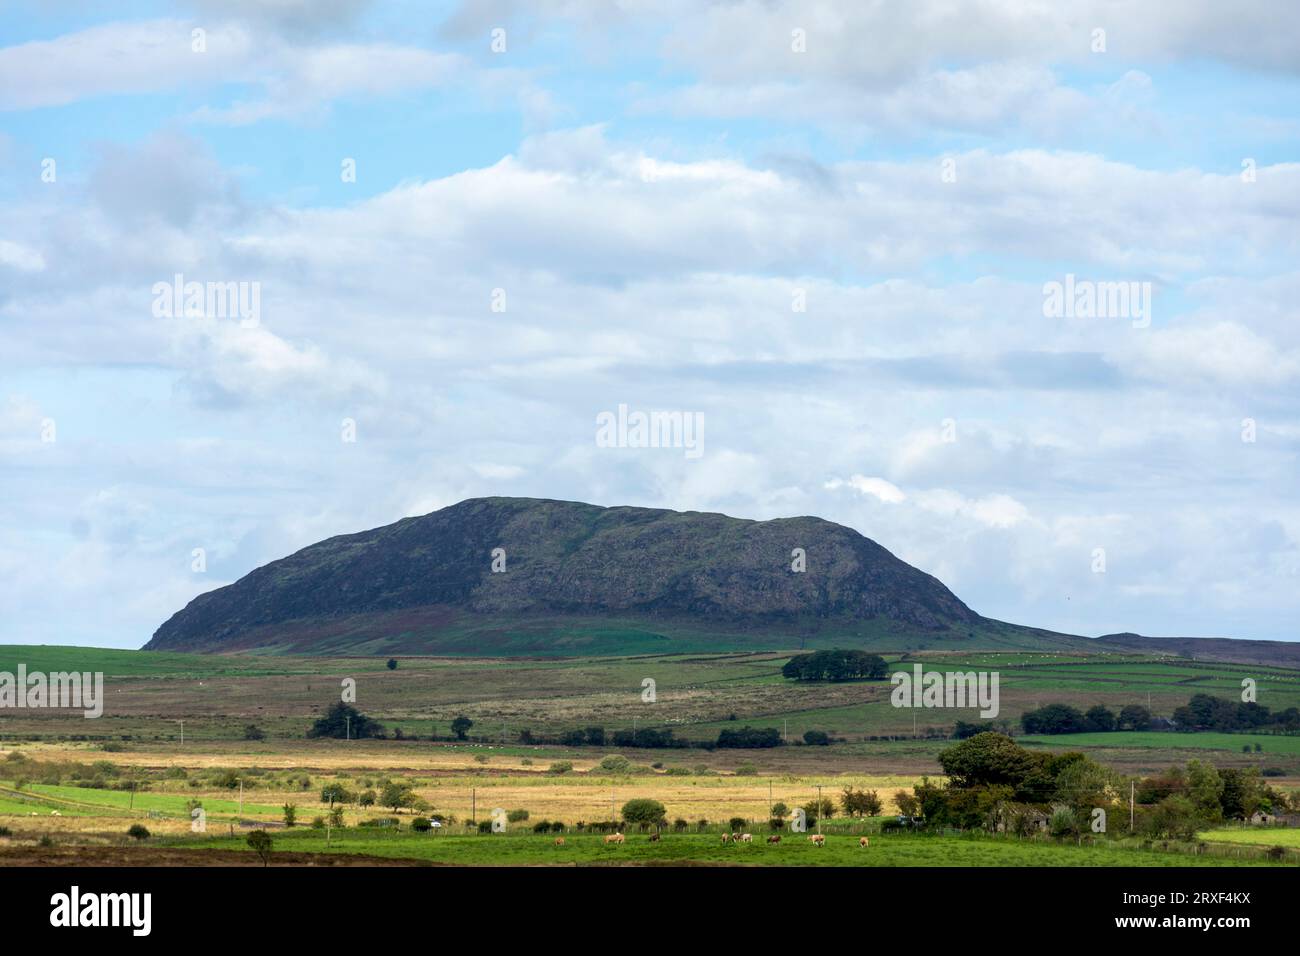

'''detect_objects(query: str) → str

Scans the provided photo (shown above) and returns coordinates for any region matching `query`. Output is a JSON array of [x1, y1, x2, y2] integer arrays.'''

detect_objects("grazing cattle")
[[648, 833, 661, 842], [731, 833, 742, 843], [859, 837, 870, 847], [809, 834, 826, 846], [720, 833, 731, 844], [767, 835, 781, 844], [604, 832, 625, 845], [741, 833, 752, 843], [554, 837, 565, 846]]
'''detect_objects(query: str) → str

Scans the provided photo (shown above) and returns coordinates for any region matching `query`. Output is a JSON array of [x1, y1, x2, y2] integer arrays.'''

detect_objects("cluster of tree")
[[1132, 762, 1293, 839], [894, 732, 1121, 831], [716, 726, 783, 748], [781, 649, 889, 682], [1020, 703, 1152, 735], [1172, 694, 1300, 733], [306, 702, 386, 740], [1020, 694, 1300, 737]]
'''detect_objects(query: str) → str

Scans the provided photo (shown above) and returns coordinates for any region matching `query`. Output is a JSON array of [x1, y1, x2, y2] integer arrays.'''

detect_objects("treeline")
[[1020, 694, 1300, 736], [897, 732, 1293, 839], [782, 649, 888, 682]]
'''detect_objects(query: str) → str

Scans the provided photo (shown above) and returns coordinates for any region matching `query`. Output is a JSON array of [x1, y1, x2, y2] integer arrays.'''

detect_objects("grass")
[[160, 828, 1283, 866], [1020, 732, 1300, 755], [1200, 828, 1300, 847]]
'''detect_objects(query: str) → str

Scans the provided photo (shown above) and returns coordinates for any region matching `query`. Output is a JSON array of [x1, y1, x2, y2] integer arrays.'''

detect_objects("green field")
[[160, 828, 1283, 866], [1020, 732, 1300, 755], [1200, 828, 1300, 847]]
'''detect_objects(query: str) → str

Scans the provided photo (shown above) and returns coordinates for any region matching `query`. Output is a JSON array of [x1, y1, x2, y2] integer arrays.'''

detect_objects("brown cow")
[[554, 837, 565, 846], [648, 833, 661, 842], [720, 833, 731, 844], [767, 834, 781, 844], [809, 834, 826, 846], [604, 832, 625, 844], [859, 836, 870, 847]]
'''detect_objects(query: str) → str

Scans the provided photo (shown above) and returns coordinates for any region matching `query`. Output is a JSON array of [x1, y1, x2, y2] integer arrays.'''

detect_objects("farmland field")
[[2, 644, 1299, 867]]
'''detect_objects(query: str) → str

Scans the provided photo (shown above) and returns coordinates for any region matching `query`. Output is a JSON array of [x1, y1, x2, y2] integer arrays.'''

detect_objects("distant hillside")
[[1095, 632, 1300, 667], [146, 497, 1092, 656]]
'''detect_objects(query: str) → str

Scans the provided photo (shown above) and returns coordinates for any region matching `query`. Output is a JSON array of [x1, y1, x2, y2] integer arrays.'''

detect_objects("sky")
[[1, 1, 1298, 649]]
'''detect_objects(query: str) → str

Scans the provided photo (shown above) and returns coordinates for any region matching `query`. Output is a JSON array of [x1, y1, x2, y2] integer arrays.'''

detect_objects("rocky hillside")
[[146, 497, 1081, 655]]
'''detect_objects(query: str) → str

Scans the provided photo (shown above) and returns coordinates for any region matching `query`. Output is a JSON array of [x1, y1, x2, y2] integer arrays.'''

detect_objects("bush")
[[506, 809, 529, 823], [622, 799, 667, 828], [532, 820, 552, 833], [803, 730, 830, 746], [127, 824, 150, 841], [597, 754, 632, 774], [412, 817, 432, 832], [246, 829, 273, 865], [309, 816, 326, 829], [1266, 845, 1287, 861], [547, 761, 573, 775], [477, 820, 494, 834], [734, 764, 758, 776], [728, 817, 746, 831], [243, 724, 265, 741]]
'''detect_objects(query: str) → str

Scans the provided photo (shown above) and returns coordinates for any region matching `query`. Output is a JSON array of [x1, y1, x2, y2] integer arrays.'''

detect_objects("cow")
[[859, 836, 870, 847], [648, 833, 661, 842], [604, 832, 625, 845], [809, 834, 826, 846], [740, 833, 752, 843], [731, 833, 742, 843], [554, 837, 565, 846], [766, 834, 781, 844], [720, 833, 731, 844]]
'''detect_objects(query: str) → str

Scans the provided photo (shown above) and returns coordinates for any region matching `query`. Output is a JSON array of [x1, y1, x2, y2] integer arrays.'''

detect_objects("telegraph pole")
[[238, 779, 244, 816], [471, 788, 476, 826], [816, 785, 823, 835], [345, 716, 351, 740], [178, 720, 184, 746], [1129, 780, 1135, 831]]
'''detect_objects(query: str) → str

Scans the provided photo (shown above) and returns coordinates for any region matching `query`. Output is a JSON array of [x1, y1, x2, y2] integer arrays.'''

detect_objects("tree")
[[1084, 705, 1117, 732], [728, 816, 747, 832], [282, 803, 297, 827], [1020, 704, 1088, 735], [246, 829, 274, 866], [803, 730, 830, 746], [938, 733, 1041, 789], [306, 702, 384, 740], [328, 806, 345, 828], [358, 789, 376, 807], [126, 824, 150, 841], [841, 787, 883, 817], [1116, 704, 1151, 731], [894, 790, 920, 819], [622, 799, 668, 829], [243, 724, 265, 741], [320, 783, 354, 807], [451, 716, 473, 740], [770, 802, 789, 820], [386, 658, 398, 670], [716, 726, 782, 748], [381, 782, 417, 813]]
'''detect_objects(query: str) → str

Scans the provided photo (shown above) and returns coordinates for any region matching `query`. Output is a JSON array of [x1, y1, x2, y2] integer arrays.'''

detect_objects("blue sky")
[[1, 1, 1298, 648]]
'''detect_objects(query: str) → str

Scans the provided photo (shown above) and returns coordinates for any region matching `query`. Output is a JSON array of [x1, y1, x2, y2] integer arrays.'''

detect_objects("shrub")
[[310, 816, 326, 829], [734, 764, 758, 776], [803, 730, 830, 746], [506, 809, 529, 823], [282, 803, 297, 827], [411, 817, 432, 832], [532, 820, 552, 833], [598, 754, 633, 774], [127, 824, 150, 841], [547, 761, 573, 775], [246, 829, 273, 865], [728, 817, 746, 831]]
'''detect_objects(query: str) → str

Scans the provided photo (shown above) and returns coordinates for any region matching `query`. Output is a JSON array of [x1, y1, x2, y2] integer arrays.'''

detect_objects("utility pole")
[[345, 716, 351, 741], [129, 781, 135, 811], [816, 785, 823, 835], [178, 720, 184, 746], [1130, 780, 1135, 831], [769, 780, 773, 818], [238, 779, 243, 815]]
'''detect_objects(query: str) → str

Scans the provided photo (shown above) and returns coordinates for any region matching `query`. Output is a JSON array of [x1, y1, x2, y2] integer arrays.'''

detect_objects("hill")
[[145, 497, 1090, 656]]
